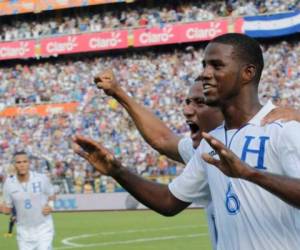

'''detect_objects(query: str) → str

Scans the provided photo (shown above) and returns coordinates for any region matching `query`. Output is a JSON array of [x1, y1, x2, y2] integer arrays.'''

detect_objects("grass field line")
[[56, 232, 208, 249], [58, 224, 208, 249]]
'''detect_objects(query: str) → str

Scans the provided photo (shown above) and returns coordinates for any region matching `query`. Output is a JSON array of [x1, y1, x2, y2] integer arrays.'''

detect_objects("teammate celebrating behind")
[[94, 69, 223, 249]]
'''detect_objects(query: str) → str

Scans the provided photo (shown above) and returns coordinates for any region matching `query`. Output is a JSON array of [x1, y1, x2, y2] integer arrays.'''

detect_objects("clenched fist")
[[94, 69, 120, 96]]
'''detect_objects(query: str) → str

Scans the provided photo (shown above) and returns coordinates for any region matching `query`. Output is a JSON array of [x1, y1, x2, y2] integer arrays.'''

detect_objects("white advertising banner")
[[54, 192, 202, 211]]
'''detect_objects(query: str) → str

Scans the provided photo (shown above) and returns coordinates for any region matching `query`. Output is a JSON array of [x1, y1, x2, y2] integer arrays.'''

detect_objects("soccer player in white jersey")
[[1, 151, 55, 250], [72, 33, 300, 250], [94, 70, 223, 249]]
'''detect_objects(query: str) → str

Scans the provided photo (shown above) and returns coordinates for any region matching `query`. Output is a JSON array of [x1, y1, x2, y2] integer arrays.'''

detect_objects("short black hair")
[[14, 150, 28, 157], [210, 33, 264, 82], [12, 151, 28, 163], [13, 151, 28, 158]]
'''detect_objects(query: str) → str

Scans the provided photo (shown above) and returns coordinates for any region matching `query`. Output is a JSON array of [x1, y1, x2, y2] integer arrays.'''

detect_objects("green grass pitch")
[[0, 209, 211, 250]]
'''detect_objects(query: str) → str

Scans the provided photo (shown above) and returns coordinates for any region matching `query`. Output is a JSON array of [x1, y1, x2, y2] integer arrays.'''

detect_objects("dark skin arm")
[[261, 107, 300, 125], [94, 70, 183, 163], [1, 203, 12, 215], [201, 132, 300, 209], [72, 135, 190, 216]]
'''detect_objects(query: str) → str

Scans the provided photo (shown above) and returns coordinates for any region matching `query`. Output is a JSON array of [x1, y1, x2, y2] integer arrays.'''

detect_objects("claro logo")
[[89, 32, 122, 49], [139, 26, 174, 44], [186, 22, 222, 40], [54, 198, 78, 210], [46, 36, 78, 54], [0, 42, 30, 58]]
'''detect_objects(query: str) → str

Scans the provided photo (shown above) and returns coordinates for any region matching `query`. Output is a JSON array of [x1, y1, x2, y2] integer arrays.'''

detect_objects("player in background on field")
[[1, 151, 55, 250], [73, 33, 300, 250]]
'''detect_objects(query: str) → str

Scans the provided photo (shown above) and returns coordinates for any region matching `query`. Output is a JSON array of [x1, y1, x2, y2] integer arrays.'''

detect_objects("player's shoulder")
[[30, 171, 48, 181], [179, 136, 192, 145], [178, 137, 194, 164], [197, 124, 224, 153], [266, 120, 300, 135], [4, 174, 17, 183], [3, 175, 17, 190], [206, 123, 224, 140], [264, 120, 300, 150]]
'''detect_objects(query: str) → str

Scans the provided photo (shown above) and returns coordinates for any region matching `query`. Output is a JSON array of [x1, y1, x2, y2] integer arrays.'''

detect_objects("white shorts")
[[17, 220, 54, 250]]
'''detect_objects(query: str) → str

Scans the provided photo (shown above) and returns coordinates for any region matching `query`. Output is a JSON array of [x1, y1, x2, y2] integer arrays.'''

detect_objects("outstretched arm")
[[72, 135, 189, 216], [201, 132, 300, 209], [94, 70, 183, 163]]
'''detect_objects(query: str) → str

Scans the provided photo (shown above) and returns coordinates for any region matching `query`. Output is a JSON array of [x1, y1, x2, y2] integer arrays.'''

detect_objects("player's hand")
[[72, 135, 122, 177], [261, 107, 300, 125], [94, 69, 120, 96], [201, 132, 254, 179], [42, 205, 52, 216]]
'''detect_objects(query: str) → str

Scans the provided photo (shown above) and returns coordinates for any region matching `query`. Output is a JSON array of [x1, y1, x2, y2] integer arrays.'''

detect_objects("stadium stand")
[[0, 0, 300, 194], [0, 0, 299, 41]]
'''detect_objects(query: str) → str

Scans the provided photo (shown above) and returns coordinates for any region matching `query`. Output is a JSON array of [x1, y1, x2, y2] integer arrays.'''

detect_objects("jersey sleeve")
[[3, 180, 13, 208], [169, 143, 211, 206], [178, 137, 195, 164], [278, 121, 300, 178]]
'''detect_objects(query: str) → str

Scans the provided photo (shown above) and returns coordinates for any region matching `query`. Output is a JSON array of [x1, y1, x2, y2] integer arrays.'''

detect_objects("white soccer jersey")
[[170, 101, 300, 250], [178, 137, 217, 250], [3, 171, 54, 228], [178, 137, 195, 164]]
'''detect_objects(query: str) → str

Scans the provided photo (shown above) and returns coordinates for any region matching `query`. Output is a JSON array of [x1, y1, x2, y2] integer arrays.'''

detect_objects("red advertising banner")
[[0, 102, 79, 117], [133, 19, 242, 47], [233, 17, 244, 33], [133, 24, 179, 47], [179, 20, 228, 43], [0, 19, 244, 60], [0, 40, 36, 60], [40, 30, 128, 56]]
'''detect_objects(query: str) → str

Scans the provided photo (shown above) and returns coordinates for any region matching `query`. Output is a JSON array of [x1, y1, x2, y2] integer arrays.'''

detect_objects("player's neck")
[[17, 172, 29, 183], [222, 94, 261, 130]]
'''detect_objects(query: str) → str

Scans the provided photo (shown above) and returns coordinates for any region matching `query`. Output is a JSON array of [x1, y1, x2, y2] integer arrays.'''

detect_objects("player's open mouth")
[[186, 121, 200, 139]]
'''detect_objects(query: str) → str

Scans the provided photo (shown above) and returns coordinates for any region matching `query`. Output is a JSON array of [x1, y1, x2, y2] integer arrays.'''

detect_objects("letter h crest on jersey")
[[32, 181, 42, 193], [241, 136, 270, 170]]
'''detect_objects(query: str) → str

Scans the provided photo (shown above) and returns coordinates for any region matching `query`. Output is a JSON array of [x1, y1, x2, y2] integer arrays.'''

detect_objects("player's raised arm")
[[72, 135, 189, 216], [201, 131, 300, 209], [261, 106, 300, 125], [94, 69, 183, 163]]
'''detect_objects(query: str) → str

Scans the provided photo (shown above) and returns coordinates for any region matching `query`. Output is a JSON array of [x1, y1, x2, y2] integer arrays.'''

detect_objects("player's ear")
[[241, 64, 256, 83]]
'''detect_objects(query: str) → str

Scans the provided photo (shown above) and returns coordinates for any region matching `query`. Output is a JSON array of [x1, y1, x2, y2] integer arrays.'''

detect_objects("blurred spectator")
[[0, 37, 300, 193], [0, 0, 299, 42]]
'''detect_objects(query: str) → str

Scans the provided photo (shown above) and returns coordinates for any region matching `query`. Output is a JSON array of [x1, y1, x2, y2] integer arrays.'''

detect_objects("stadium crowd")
[[0, 36, 300, 194], [0, 0, 299, 41]]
